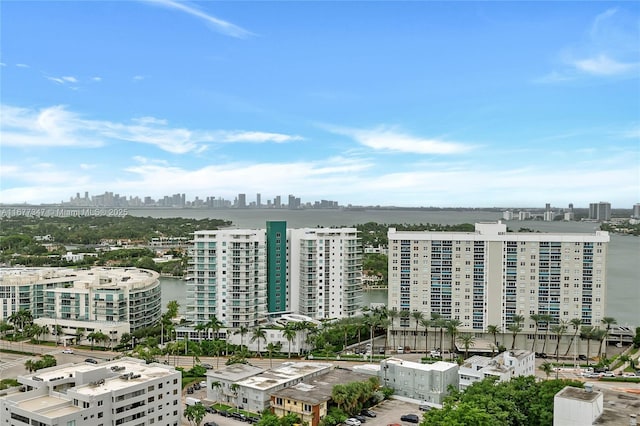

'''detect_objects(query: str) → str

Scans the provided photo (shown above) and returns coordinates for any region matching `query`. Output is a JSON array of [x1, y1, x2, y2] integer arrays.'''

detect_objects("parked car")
[[535, 352, 547, 358], [230, 412, 247, 421], [186, 387, 194, 394], [204, 422, 218, 426], [61, 349, 74, 354], [361, 409, 377, 418], [602, 372, 615, 377], [344, 418, 361, 426], [193, 383, 201, 390], [354, 414, 367, 423], [247, 416, 260, 424], [218, 410, 229, 417], [419, 404, 431, 412], [200, 380, 207, 388], [400, 414, 420, 423], [201, 363, 213, 369], [578, 354, 588, 361], [205, 406, 217, 414], [85, 358, 98, 364]]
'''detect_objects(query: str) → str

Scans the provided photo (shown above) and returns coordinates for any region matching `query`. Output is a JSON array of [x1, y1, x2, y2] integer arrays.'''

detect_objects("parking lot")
[[363, 399, 425, 426], [181, 393, 425, 426]]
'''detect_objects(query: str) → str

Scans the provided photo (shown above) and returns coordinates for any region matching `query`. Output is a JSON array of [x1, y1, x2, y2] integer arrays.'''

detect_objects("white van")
[[397, 346, 404, 354], [185, 397, 201, 406]]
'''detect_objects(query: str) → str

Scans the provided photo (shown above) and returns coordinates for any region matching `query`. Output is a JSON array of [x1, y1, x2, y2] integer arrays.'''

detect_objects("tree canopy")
[[421, 376, 583, 426]]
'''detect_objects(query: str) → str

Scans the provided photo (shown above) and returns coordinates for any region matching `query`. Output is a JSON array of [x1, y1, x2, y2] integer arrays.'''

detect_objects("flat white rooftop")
[[384, 358, 458, 372]]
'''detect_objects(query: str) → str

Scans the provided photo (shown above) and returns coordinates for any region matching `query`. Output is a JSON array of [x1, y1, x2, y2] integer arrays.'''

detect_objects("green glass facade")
[[266, 221, 287, 313]]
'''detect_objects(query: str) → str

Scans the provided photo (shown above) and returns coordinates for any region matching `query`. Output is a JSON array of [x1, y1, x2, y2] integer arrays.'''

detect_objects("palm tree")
[[446, 319, 462, 358], [184, 403, 206, 426], [436, 316, 447, 353], [431, 313, 442, 350], [166, 300, 180, 319], [420, 318, 431, 354], [25, 359, 37, 372], [600, 316, 617, 360], [580, 326, 597, 366], [552, 321, 568, 357], [411, 311, 424, 351], [457, 333, 475, 359], [530, 314, 542, 352], [230, 383, 240, 411], [564, 318, 583, 356], [250, 327, 267, 357], [282, 325, 297, 358], [206, 315, 223, 340], [76, 327, 85, 346], [266, 342, 282, 368], [399, 310, 411, 348], [508, 314, 525, 350], [54, 324, 63, 346], [211, 381, 222, 404], [539, 361, 553, 380], [487, 324, 501, 352], [234, 326, 249, 351], [194, 323, 207, 342], [387, 308, 399, 351], [540, 314, 553, 354]]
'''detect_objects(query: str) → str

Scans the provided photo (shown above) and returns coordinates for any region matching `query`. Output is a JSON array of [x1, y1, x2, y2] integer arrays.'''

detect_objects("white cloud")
[[0, 104, 305, 154], [46, 75, 80, 85], [538, 8, 640, 82], [0, 63, 6, 67], [92, 76, 102, 82], [143, 0, 253, 38], [79, 163, 96, 170], [15, 63, 29, 68], [218, 131, 303, 143], [133, 75, 145, 81], [573, 54, 638, 76], [328, 125, 473, 154]]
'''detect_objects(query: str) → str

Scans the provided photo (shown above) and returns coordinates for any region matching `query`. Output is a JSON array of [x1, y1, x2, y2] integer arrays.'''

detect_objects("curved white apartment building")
[[0, 267, 161, 345]]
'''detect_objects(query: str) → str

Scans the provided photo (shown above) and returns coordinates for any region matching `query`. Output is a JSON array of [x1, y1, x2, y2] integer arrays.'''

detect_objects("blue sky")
[[1, 1, 638, 208]]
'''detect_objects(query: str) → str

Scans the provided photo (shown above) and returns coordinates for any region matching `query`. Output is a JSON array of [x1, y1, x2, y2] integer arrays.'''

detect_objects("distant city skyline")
[[1, 2, 638, 207], [0, 189, 636, 212]]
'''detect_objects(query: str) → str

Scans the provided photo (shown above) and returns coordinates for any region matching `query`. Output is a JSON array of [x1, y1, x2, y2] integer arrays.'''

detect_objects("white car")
[[344, 418, 361, 426], [61, 349, 74, 354], [200, 381, 207, 388]]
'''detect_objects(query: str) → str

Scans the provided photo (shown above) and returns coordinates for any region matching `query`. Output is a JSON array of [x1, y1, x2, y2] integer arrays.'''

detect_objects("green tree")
[[420, 317, 431, 355], [184, 403, 207, 426], [487, 324, 501, 354], [266, 341, 282, 369], [564, 318, 583, 356], [282, 325, 297, 358], [234, 326, 249, 351], [251, 327, 267, 357], [530, 314, 543, 352], [411, 311, 424, 351], [387, 308, 399, 351], [508, 314, 525, 350], [539, 361, 553, 380], [457, 333, 476, 360], [446, 319, 462, 358], [540, 314, 553, 354], [600, 316, 617, 360]]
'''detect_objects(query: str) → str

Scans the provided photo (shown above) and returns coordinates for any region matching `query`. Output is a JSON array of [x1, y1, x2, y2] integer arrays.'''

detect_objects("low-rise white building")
[[205, 362, 333, 414], [0, 357, 182, 426], [554, 384, 603, 426], [379, 358, 458, 405], [458, 349, 535, 390]]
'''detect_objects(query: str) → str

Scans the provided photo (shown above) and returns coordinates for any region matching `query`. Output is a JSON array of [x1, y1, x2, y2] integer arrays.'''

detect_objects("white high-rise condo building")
[[187, 223, 362, 328], [188, 229, 268, 328], [387, 222, 609, 352], [289, 228, 362, 319]]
